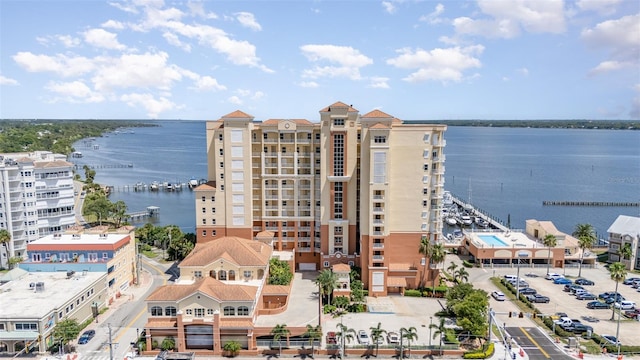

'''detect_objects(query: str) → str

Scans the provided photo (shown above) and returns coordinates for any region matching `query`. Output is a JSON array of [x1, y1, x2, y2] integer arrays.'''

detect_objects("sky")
[[0, 0, 638, 121]]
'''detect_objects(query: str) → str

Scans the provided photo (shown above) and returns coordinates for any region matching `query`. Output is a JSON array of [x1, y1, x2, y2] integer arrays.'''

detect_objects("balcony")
[[372, 255, 384, 261], [373, 208, 384, 214], [372, 219, 384, 225], [432, 154, 446, 162], [372, 242, 384, 249], [372, 231, 384, 236], [297, 247, 312, 252]]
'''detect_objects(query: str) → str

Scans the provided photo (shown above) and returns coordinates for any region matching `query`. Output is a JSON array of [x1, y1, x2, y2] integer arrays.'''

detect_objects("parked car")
[[491, 291, 506, 301], [527, 294, 550, 303], [575, 278, 595, 286], [573, 289, 589, 297], [518, 288, 537, 295], [614, 301, 636, 310], [554, 278, 572, 285], [387, 332, 400, 345], [569, 322, 593, 334], [598, 292, 621, 300], [576, 292, 597, 301], [601, 335, 621, 346], [564, 284, 583, 293], [357, 330, 370, 345], [587, 301, 610, 309], [545, 273, 563, 280], [624, 309, 640, 319], [550, 312, 568, 320], [623, 277, 640, 285], [570, 286, 586, 294], [604, 295, 625, 304], [554, 317, 573, 328], [326, 332, 337, 344], [78, 330, 96, 345]]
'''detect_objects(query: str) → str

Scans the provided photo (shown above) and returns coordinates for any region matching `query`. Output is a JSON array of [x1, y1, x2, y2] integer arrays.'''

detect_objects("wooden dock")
[[542, 201, 639, 207], [125, 206, 160, 220]]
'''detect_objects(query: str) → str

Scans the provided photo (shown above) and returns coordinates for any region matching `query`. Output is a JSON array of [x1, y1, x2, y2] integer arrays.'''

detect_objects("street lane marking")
[[519, 327, 550, 359]]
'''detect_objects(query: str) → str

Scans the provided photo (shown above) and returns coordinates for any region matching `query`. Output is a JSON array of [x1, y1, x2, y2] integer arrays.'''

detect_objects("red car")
[[624, 309, 640, 319], [326, 332, 337, 344]]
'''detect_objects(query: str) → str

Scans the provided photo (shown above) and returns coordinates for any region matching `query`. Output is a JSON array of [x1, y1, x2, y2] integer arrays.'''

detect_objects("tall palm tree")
[[315, 269, 338, 307], [302, 324, 322, 357], [572, 223, 596, 277], [543, 234, 557, 275], [369, 322, 386, 357], [0, 229, 11, 269], [430, 243, 447, 295], [446, 261, 458, 275], [620, 243, 632, 269], [400, 327, 418, 358], [418, 236, 432, 288], [335, 322, 355, 358], [454, 267, 469, 284], [270, 324, 290, 357], [608, 262, 627, 323], [429, 317, 447, 357]]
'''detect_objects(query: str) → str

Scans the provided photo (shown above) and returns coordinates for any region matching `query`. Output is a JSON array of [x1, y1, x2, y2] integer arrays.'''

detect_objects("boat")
[[453, 229, 464, 239], [166, 183, 173, 191], [71, 151, 83, 158], [446, 216, 458, 226], [150, 182, 159, 191], [443, 191, 453, 207], [475, 217, 489, 228], [460, 215, 473, 226], [188, 177, 199, 189]]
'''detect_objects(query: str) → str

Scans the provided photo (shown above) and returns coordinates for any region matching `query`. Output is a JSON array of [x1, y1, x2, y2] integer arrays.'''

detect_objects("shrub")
[[463, 343, 495, 359], [323, 304, 336, 314], [347, 303, 366, 313], [404, 289, 422, 297], [462, 260, 474, 268], [223, 341, 242, 357]]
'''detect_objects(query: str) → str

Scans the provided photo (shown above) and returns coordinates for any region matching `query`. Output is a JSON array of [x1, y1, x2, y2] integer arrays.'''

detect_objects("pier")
[[73, 163, 133, 169], [449, 194, 509, 232], [542, 201, 639, 207], [125, 206, 160, 221]]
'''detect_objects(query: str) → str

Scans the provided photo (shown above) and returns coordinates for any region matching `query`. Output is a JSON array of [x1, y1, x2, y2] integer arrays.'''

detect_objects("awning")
[[0, 331, 39, 341], [387, 277, 407, 287]]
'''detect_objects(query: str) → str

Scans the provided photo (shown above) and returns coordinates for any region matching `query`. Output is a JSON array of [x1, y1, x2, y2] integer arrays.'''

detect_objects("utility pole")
[[135, 242, 141, 285], [107, 324, 115, 360]]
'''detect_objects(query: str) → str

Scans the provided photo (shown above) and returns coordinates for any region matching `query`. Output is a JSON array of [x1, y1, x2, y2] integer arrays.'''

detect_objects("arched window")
[[257, 269, 264, 279], [237, 306, 249, 316], [228, 270, 236, 281], [165, 306, 177, 317], [218, 270, 227, 280], [14, 342, 25, 352], [209, 270, 216, 279], [151, 306, 163, 316], [223, 306, 235, 316], [0, 342, 8, 352]]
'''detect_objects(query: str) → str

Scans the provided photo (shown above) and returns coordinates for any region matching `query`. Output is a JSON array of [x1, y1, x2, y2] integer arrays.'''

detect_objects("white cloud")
[[91, 52, 183, 91], [187, 1, 218, 19], [299, 81, 319, 88], [420, 3, 445, 24], [502, 76, 510, 81], [517, 67, 529, 76], [386, 45, 484, 83], [235, 12, 262, 31], [576, 0, 621, 15], [45, 80, 105, 103], [382, 1, 396, 14], [120, 92, 178, 118], [228, 95, 242, 105], [13, 52, 95, 77], [252, 91, 265, 100], [83, 28, 127, 50], [36, 35, 81, 48], [453, 0, 566, 38], [300, 44, 373, 80], [582, 14, 640, 75], [192, 76, 226, 91], [102, 19, 126, 30], [368, 77, 390, 89], [107, 1, 139, 14], [0, 75, 19, 85], [163, 32, 192, 52]]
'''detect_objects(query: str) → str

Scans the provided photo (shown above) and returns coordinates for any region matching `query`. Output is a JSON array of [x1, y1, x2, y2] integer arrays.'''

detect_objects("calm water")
[[72, 122, 640, 237]]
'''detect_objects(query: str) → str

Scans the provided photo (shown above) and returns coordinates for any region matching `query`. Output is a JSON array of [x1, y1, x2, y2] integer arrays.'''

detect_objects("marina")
[[105, 178, 207, 193]]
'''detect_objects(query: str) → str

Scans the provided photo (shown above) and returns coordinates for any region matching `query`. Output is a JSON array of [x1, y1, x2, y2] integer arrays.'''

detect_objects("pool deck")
[[469, 230, 541, 249]]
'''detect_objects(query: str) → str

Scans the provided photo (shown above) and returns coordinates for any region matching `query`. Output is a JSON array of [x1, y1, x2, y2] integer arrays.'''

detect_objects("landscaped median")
[[462, 342, 494, 359]]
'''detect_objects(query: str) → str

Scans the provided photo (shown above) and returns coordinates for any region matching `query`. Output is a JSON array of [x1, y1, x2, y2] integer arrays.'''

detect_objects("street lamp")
[[163, 226, 174, 260], [515, 251, 528, 302], [429, 317, 433, 347]]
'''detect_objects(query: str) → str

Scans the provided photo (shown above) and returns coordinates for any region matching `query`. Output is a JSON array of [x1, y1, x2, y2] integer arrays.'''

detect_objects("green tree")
[[543, 234, 557, 275], [161, 336, 176, 350], [83, 195, 113, 226], [572, 223, 596, 277], [333, 296, 350, 311], [429, 317, 447, 356], [110, 200, 128, 227], [52, 318, 80, 347], [268, 258, 293, 285], [608, 262, 627, 322], [315, 269, 338, 306], [620, 243, 632, 268], [270, 324, 290, 357], [0, 229, 11, 269], [454, 267, 469, 284], [418, 236, 432, 288], [335, 323, 356, 358], [400, 327, 418, 358], [8, 256, 23, 270], [369, 322, 386, 357], [302, 324, 322, 357], [446, 261, 458, 276], [223, 340, 242, 357], [350, 280, 365, 303], [452, 290, 489, 341], [429, 243, 447, 294], [445, 282, 474, 314]]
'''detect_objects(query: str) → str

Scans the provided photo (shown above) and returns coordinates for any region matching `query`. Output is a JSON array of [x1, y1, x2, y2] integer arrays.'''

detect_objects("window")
[[220, 173, 224, 180], [333, 134, 344, 176], [151, 306, 163, 316], [202, 219, 206, 225], [422, 175, 429, 183], [423, 134, 430, 142], [194, 308, 205, 318], [224, 306, 235, 316], [264, 133, 268, 139], [316, 133, 320, 140], [219, 162, 224, 168], [243, 270, 252, 279], [202, 207, 206, 213], [219, 149, 224, 156], [202, 196, 206, 202], [219, 133, 223, 141], [333, 119, 344, 126], [231, 129, 243, 142], [186, 309, 193, 315], [211, 196, 215, 202], [207, 309, 214, 315], [212, 219, 216, 225], [194, 271, 203, 278], [423, 200, 428, 207], [373, 152, 386, 184], [231, 146, 243, 157], [15, 323, 37, 331], [307, 133, 312, 140], [202, 230, 207, 237], [31, 253, 41, 262], [323, 261, 330, 268], [423, 164, 429, 171], [212, 207, 216, 213], [374, 136, 386, 143], [237, 306, 249, 316], [232, 172, 244, 181], [165, 306, 177, 316], [212, 230, 217, 236], [220, 185, 224, 191]]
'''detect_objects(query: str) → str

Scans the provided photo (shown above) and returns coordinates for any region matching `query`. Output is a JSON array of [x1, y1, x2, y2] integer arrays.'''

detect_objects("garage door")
[[299, 263, 317, 271], [185, 325, 213, 350]]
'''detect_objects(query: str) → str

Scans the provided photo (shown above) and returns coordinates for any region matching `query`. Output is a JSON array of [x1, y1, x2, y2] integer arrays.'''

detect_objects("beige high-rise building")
[[195, 102, 447, 296]]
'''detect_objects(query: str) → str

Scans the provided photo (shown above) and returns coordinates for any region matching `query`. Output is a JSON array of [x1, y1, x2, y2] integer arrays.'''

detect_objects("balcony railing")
[[372, 255, 384, 261], [372, 242, 384, 249]]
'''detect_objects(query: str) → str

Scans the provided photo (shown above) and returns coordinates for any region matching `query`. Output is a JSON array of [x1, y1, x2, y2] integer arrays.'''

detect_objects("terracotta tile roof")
[[392, 118, 403, 124], [179, 236, 272, 267], [361, 109, 393, 119], [222, 110, 254, 119], [262, 284, 289, 294], [147, 277, 258, 302], [195, 181, 217, 191], [369, 122, 390, 130], [256, 231, 274, 237], [332, 263, 351, 272], [34, 160, 73, 168], [220, 319, 254, 329], [319, 102, 358, 112], [262, 119, 314, 126]]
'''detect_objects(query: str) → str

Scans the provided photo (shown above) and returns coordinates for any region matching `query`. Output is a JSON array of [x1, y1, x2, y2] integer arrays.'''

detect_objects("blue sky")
[[1, 0, 638, 120]]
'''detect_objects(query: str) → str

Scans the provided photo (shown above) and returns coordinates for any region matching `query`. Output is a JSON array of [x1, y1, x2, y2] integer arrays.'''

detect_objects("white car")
[[492, 291, 506, 301], [545, 273, 563, 280], [614, 301, 636, 310], [387, 332, 400, 345], [357, 330, 370, 345]]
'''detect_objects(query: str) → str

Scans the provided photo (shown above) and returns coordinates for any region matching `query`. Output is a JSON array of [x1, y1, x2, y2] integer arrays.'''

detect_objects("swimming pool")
[[478, 234, 509, 247]]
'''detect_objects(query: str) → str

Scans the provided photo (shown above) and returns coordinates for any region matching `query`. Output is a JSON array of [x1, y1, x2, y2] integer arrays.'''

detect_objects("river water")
[[71, 122, 640, 238]]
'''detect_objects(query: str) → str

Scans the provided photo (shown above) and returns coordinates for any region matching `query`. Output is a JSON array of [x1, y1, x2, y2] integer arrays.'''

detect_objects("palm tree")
[[543, 234, 557, 275], [430, 243, 447, 295], [369, 322, 386, 357], [315, 269, 338, 307], [620, 243, 632, 269], [572, 223, 596, 277], [335, 322, 355, 359], [302, 324, 322, 357], [446, 261, 458, 275], [418, 236, 432, 288], [400, 327, 418, 358], [609, 262, 627, 322], [0, 229, 11, 269], [270, 324, 291, 357], [429, 317, 447, 357], [454, 267, 469, 284]]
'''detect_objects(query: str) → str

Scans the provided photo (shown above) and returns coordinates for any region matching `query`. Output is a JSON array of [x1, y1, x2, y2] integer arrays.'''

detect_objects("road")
[[76, 258, 170, 360], [505, 327, 573, 360]]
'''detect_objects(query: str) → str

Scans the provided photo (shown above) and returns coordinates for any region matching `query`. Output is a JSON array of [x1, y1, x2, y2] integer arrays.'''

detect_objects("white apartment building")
[[0, 151, 75, 268], [195, 102, 447, 296]]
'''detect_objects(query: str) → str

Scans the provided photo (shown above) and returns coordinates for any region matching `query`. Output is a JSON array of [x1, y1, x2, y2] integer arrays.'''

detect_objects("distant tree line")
[[407, 119, 639, 130], [0, 120, 156, 154]]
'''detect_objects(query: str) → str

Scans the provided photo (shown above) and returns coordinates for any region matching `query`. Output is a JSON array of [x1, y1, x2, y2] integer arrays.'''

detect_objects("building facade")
[[0, 151, 75, 268], [195, 102, 447, 296], [607, 215, 640, 270]]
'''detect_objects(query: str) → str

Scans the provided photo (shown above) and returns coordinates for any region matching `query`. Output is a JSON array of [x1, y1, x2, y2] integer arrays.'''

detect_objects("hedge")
[[463, 342, 495, 359], [591, 334, 640, 354], [404, 289, 422, 297]]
